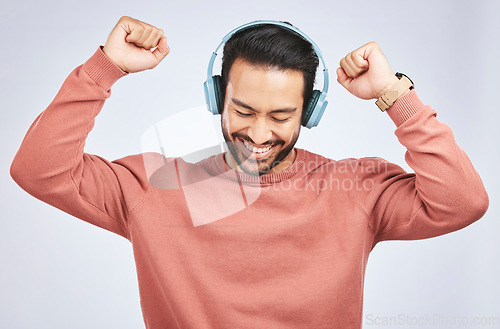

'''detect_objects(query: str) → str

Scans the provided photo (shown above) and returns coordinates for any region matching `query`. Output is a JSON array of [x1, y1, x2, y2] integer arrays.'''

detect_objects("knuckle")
[[351, 53, 361, 65], [119, 16, 131, 23], [345, 54, 353, 65]]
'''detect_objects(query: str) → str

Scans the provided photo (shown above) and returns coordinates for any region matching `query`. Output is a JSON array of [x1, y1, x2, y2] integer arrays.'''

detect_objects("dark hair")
[[220, 23, 319, 113]]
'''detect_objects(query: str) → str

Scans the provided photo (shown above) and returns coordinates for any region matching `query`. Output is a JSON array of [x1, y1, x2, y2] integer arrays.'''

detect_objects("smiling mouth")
[[236, 138, 276, 160], [242, 140, 273, 154]]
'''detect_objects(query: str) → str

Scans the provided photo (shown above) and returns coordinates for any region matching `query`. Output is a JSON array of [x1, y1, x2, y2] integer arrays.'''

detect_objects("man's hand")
[[102, 16, 170, 73], [337, 42, 399, 100]]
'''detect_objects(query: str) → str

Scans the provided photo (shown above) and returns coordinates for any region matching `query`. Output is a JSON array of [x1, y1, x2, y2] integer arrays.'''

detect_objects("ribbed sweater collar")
[[212, 148, 306, 186]]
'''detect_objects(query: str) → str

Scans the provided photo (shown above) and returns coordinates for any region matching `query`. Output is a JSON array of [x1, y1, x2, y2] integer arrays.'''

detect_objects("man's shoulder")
[[110, 152, 223, 189]]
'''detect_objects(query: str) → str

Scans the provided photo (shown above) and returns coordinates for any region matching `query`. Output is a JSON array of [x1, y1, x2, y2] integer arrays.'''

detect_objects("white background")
[[1, 0, 499, 328]]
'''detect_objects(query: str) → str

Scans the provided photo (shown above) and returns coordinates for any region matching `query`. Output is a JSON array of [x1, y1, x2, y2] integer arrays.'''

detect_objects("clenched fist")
[[337, 42, 399, 100], [103, 16, 170, 73]]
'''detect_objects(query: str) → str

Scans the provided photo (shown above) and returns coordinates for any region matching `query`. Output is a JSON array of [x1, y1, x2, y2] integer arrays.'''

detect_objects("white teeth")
[[243, 140, 272, 154]]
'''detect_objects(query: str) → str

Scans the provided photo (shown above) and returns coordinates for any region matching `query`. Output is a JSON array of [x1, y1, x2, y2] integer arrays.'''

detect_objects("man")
[[10, 16, 488, 329]]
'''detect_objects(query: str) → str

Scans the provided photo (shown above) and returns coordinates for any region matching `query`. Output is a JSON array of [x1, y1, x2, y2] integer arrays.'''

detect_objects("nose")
[[247, 117, 272, 145]]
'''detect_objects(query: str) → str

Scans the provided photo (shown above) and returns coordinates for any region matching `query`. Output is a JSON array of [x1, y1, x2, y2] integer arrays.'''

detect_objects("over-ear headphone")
[[203, 20, 329, 129]]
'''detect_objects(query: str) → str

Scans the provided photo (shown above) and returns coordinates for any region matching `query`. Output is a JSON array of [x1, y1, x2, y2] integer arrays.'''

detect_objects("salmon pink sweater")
[[11, 47, 489, 329]]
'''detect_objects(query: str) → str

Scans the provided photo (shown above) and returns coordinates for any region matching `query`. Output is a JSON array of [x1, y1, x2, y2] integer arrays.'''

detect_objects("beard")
[[221, 120, 299, 176]]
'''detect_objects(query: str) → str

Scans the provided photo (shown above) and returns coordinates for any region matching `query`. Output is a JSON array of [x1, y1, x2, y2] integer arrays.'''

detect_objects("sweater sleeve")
[[355, 90, 489, 246], [10, 47, 150, 239]]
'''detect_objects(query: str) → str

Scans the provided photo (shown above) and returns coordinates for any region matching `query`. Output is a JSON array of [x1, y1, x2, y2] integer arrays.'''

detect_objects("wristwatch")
[[375, 72, 414, 111]]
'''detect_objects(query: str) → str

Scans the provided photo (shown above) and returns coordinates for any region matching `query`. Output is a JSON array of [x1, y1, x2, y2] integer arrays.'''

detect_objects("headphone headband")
[[204, 20, 329, 128]]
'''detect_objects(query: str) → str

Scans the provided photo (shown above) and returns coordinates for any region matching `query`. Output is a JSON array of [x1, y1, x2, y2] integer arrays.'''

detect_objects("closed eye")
[[235, 109, 252, 117], [272, 117, 291, 123]]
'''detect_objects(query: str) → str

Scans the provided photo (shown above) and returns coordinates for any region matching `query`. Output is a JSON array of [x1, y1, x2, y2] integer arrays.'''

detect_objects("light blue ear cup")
[[203, 75, 220, 115], [303, 90, 325, 128], [203, 75, 224, 115], [203, 20, 329, 128]]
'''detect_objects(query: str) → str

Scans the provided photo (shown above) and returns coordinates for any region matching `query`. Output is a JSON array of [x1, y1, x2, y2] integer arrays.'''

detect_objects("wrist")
[[375, 73, 414, 112], [376, 75, 400, 99], [102, 45, 128, 73], [82, 47, 128, 90]]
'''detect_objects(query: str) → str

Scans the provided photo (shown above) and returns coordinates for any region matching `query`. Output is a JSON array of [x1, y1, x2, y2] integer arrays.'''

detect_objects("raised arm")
[[10, 17, 170, 238], [337, 42, 488, 243]]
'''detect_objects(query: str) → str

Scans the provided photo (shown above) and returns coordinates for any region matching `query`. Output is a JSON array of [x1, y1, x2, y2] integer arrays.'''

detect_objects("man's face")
[[221, 58, 304, 175]]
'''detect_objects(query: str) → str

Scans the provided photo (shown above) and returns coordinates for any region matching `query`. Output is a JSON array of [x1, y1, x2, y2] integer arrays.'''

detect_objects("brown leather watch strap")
[[375, 74, 414, 112]]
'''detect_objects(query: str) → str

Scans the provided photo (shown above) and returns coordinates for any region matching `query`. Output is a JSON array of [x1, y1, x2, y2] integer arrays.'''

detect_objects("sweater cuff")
[[82, 46, 128, 91], [386, 90, 425, 127]]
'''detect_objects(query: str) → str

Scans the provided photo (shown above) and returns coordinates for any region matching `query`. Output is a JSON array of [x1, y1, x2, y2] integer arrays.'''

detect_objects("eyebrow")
[[231, 98, 297, 114]]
